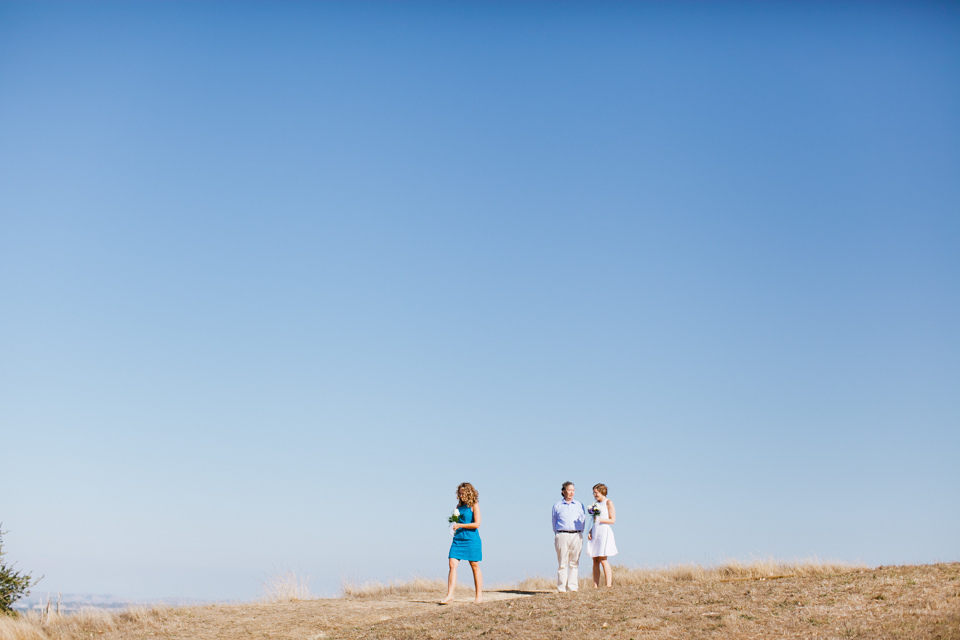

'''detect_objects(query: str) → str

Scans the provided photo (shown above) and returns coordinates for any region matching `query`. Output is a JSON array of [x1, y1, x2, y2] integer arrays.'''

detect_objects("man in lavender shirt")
[[552, 481, 586, 592]]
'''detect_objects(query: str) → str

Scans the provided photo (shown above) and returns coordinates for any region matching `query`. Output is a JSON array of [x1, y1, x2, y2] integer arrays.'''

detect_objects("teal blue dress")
[[449, 505, 482, 562]]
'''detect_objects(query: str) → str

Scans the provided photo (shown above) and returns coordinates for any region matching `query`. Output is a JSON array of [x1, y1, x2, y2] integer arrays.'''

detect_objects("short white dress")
[[587, 498, 618, 558]]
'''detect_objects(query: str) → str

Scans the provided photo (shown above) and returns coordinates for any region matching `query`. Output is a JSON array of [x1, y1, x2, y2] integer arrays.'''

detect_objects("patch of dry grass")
[[0, 606, 146, 640], [340, 575, 500, 598], [517, 556, 863, 590], [341, 576, 448, 598], [4, 561, 956, 640], [342, 562, 960, 640], [261, 569, 314, 602], [0, 615, 47, 640]]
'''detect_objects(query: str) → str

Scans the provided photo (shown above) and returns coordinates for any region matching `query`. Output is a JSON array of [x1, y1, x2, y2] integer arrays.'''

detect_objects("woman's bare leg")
[[469, 561, 483, 603], [601, 559, 613, 587], [440, 558, 458, 603], [592, 557, 603, 588]]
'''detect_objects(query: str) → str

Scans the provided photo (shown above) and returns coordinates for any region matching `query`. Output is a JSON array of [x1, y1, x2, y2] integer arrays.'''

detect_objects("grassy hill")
[[2, 561, 957, 640]]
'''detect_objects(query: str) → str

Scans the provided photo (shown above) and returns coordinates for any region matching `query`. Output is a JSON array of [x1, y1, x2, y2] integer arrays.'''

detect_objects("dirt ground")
[[334, 563, 960, 640], [91, 588, 538, 640], [8, 563, 959, 640]]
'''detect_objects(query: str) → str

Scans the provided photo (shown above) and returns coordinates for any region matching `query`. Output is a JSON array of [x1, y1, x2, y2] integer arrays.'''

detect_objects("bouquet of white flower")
[[448, 508, 461, 536], [587, 502, 601, 518]]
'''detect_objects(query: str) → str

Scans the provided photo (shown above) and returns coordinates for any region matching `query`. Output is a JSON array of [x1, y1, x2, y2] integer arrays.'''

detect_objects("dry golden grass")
[[261, 568, 315, 602], [0, 606, 149, 640], [2, 561, 956, 640], [0, 615, 46, 640], [517, 556, 863, 590], [342, 562, 960, 640], [342, 576, 449, 598], [341, 576, 516, 599]]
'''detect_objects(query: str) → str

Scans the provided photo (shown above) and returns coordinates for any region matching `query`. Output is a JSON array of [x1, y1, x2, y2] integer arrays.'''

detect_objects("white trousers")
[[555, 532, 583, 592]]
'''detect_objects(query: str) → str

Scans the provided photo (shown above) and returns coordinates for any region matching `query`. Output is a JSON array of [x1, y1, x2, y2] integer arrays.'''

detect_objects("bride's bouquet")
[[587, 502, 601, 518], [448, 508, 460, 535]]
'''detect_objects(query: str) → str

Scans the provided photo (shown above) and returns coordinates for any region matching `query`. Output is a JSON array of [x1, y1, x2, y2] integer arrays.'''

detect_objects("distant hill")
[[14, 593, 211, 612]]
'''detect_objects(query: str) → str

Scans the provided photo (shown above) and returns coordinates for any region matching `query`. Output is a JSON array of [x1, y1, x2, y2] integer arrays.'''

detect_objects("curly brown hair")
[[456, 482, 479, 507], [593, 483, 608, 497]]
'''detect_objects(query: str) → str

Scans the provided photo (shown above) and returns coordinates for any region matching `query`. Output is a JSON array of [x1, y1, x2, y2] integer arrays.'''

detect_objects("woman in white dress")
[[587, 483, 618, 588]]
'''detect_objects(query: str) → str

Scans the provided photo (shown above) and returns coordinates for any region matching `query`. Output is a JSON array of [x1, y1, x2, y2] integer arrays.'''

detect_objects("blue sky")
[[1, 1, 958, 601]]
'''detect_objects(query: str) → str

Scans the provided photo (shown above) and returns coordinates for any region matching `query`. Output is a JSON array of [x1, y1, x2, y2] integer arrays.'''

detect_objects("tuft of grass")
[[0, 614, 48, 640], [0, 607, 124, 640], [261, 570, 314, 603]]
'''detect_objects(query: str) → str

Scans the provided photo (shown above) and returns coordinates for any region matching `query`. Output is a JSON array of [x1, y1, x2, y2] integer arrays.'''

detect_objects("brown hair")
[[561, 481, 574, 496], [457, 482, 479, 507], [593, 483, 608, 497]]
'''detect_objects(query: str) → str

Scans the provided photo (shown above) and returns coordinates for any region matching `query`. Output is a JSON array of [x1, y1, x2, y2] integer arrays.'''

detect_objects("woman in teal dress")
[[440, 482, 483, 604]]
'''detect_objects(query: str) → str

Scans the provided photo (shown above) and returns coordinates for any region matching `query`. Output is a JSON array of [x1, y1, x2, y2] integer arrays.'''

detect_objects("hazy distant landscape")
[[13, 593, 210, 614]]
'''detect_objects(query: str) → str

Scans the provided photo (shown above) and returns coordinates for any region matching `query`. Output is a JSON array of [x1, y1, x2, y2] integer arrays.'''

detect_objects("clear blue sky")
[[1, 1, 958, 601]]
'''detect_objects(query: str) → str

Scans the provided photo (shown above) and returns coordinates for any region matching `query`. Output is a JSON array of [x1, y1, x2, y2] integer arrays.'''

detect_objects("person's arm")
[[599, 500, 616, 525], [551, 504, 559, 533], [452, 504, 481, 530]]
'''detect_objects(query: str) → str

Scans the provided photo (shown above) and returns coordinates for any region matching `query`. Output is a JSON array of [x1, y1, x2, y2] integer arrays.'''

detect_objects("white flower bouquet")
[[448, 508, 461, 536]]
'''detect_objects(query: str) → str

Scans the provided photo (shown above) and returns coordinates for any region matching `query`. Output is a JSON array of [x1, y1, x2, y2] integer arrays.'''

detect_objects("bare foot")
[[439, 597, 454, 605], [474, 598, 484, 604]]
